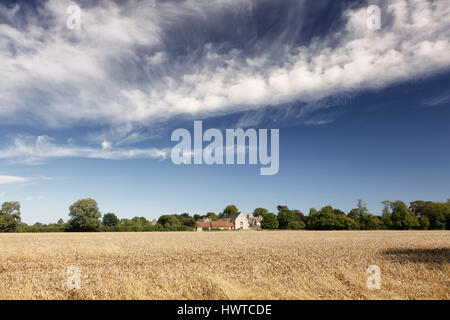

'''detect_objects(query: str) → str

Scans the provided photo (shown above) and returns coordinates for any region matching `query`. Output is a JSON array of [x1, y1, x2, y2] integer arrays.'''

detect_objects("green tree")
[[177, 213, 196, 227], [32, 222, 44, 231], [206, 212, 219, 221], [385, 200, 419, 230], [1, 201, 21, 221], [158, 215, 182, 228], [348, 199, 368, 219], [277, 206, 303, 229], [347, 199, 381, 230], [252, 208, 268, 217], [0, 201, 21, 232], [0, 214, 18, 232], [410, 201, 448, 230], [220, 205, 239, 218], [132, 216, 150, 226], [308, 205, 359, 230], [308, 206, 340, 230], [338, 214, 360, 230], [102, 213, 119, 227], [66, 198, 102, 232], [260, 212, 279, 229], [366, 215, 383, 229]]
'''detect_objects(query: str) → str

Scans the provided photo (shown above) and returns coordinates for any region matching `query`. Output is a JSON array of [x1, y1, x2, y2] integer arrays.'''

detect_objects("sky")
[[0, 0, 449, 224]]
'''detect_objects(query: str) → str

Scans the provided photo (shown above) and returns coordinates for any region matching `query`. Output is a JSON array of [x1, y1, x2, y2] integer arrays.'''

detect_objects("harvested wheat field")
[[0, 230, 449, 300]]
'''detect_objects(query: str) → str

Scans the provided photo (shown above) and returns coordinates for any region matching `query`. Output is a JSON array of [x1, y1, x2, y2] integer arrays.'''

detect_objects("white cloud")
[[0, 175, 28, 184], [101, 140, 111, 150], [0, 135, 169, 164], [0, 0, 449, 128]]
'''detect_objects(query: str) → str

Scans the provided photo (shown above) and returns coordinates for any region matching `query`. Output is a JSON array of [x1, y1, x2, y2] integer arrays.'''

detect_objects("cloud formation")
[[0, 135, 169, 164], [0, 0, 449, 129]]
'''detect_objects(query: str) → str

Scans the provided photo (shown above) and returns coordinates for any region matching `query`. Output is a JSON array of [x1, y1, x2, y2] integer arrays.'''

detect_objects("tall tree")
[[67, 198, 102, 232]]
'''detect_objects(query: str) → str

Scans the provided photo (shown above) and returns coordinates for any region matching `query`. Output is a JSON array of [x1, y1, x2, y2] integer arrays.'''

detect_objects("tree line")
[[0, 198, 449, 232], [259, 199, 450, 230]]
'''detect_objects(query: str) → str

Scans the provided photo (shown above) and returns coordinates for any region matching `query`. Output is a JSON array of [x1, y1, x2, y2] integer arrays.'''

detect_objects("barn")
[[196, 221, 235, 232]]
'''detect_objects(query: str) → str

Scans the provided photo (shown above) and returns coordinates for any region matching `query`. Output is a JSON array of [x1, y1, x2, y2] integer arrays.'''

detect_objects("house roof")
[[197, 222, 209, 228], [222, 212, 242, 222], [197, 221, 234, 228]]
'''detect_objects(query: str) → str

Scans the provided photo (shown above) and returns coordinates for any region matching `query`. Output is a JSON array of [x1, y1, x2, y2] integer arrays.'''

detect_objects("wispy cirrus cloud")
[[0, 0, 449, 130], [0, 135, 169, 164], [85, 123, 163, 147], [422, 91, 450, 107], [304, 119, 335, 126], [0, 175, 29, 184]]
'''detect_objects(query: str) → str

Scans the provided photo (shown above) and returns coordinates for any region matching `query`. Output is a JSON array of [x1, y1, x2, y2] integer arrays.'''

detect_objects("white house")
[[222, 212, 249, 230]]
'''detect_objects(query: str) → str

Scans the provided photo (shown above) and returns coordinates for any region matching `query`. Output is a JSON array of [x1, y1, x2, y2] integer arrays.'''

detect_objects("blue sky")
[[0, 0, 449, 223]]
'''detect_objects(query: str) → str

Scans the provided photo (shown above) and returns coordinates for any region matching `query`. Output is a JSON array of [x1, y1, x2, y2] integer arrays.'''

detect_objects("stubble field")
[[0, 230, 449, 300]]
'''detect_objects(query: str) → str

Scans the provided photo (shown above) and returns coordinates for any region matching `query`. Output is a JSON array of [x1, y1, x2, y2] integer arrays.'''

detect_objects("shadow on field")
[[382, 248, 450, 264]]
